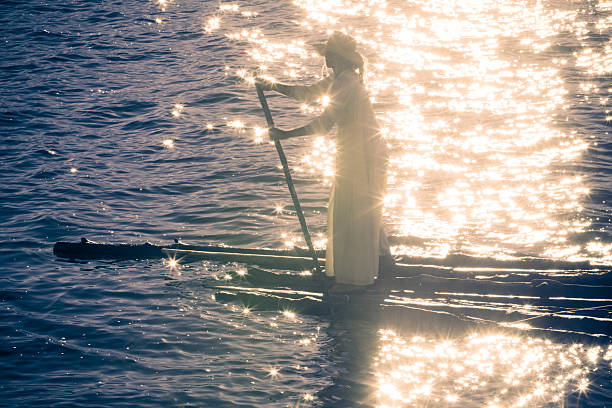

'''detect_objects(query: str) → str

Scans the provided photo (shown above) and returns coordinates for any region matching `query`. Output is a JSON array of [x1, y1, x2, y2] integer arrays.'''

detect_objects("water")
[[1, 0, 612, 406]]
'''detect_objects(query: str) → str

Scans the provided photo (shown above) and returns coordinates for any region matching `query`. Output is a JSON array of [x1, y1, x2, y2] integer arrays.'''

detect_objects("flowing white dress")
[[282, 71, 387, 285]]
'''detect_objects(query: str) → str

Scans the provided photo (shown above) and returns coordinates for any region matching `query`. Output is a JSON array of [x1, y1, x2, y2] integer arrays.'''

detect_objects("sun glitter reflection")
[[204, 17, 221, 33], [156, 0, 168, 12], [164, 256, 181, 276], [171, 103, 184, 118], [166, 258, 178, 269], [212, 0, 612, 262], [284, 0, 604, 262], [374, 330, 601, 407], [253, 126, 268, 144]]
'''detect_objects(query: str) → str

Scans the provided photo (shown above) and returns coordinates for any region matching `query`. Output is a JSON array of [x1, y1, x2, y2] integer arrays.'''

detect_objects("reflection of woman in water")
[[257, 32, 389, 288]]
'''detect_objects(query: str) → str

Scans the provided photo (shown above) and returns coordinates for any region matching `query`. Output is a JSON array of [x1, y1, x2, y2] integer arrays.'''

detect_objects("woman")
[[257, 32, 389, 288]]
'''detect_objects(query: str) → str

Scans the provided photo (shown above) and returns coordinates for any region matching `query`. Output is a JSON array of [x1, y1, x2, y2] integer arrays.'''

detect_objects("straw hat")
[[313, 31, 363, 67]]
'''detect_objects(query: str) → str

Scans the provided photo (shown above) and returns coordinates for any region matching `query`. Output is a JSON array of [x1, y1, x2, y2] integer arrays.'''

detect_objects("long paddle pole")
[[255, 84, 322, 276]]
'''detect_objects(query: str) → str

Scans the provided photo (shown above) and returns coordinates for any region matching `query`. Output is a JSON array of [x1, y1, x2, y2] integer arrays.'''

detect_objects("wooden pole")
[[255, 84, 322, 276]]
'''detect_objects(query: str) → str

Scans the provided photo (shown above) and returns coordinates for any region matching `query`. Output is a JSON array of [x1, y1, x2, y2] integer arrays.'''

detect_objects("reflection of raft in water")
[[54, 238, 612, 340]]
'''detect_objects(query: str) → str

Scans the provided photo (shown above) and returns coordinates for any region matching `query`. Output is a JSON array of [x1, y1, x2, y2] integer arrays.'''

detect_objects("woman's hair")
[[356, 55, 367, 84]]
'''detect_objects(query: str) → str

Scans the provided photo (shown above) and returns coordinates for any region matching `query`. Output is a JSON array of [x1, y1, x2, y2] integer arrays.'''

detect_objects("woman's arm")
[[269, 110, 336, 141], [256, 77, 333, 103], [268, 74, 359, 141]]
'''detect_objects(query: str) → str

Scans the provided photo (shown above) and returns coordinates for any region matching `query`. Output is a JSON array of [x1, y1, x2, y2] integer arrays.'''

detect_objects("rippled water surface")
[[1, 0, 612, 406]]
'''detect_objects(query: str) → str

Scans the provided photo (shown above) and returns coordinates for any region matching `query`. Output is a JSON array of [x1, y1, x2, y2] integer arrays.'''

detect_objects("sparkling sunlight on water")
[[0, 0, 610, 406], [191, 1, 612, 405], [374, 330, 612, 407], [202, 0, 611, 264]]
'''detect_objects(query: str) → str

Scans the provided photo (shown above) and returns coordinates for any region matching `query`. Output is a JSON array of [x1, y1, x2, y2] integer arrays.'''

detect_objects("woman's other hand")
[[268, 127, 287, 141], [255, 77, 275, 91]]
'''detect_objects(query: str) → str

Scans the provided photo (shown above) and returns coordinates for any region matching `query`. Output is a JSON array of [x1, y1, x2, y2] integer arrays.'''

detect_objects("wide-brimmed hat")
[[313, 31, 363, 67]]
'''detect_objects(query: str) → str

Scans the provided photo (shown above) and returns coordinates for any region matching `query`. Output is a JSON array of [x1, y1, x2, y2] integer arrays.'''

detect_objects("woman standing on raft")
[[256, 32, 389, 289]]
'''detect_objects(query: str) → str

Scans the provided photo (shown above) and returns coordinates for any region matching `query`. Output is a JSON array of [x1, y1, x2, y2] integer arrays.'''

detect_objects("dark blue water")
[[1, 0, 612, 406]]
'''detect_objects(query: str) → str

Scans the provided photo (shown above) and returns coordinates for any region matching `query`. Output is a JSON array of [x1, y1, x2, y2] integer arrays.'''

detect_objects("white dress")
[[282, 71, 387, 285]]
